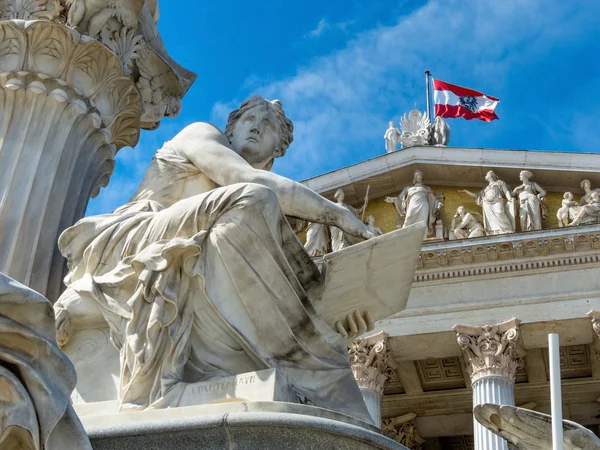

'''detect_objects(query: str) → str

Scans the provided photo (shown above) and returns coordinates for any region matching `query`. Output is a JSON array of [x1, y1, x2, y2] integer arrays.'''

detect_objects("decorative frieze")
[[382, 413, 425, 450], [415, 227, 600, 283], [349, 331, 397, 395], [453, 318, 525, 383]]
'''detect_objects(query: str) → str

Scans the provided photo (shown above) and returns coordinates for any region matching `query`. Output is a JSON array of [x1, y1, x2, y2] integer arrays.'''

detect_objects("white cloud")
[[308, 18, 330, 38], [221, 0, 599, 182]]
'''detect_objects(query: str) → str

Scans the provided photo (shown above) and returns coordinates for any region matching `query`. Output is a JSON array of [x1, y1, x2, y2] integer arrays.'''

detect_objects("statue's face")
[[457, 206, 465, 215], [519, 172, 526, 181], [485, 171, 494, 183], [231, 104, 281, 168], [414, 172, 423, 184], [583, 180, 591, 192], [389, 121, 394, 127]]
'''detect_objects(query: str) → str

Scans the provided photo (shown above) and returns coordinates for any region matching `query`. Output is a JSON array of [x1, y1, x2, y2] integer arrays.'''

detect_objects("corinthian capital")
[[382, 413, 425, 449], [453, 318, 525, 383], [349, 331, 396, 395]]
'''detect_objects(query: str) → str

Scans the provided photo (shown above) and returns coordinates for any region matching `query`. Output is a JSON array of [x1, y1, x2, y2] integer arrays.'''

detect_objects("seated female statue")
[[54, 96, 377, 422]]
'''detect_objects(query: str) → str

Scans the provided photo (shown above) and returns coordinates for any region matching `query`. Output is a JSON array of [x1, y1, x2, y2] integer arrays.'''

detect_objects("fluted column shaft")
[[472, 376, 515, 450], [0, 20, 141, 300], [453, 318, 525, 450]]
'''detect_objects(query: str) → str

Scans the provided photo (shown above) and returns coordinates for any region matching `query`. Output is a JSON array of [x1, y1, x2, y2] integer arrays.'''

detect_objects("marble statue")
[[430, 116, 451, 146], [385, 170, 442, 237], [330, 188, 369, 252], [569, 191, 600, 226], [450, 206, 486, 240], [579, 179, 600, 205], [399, 110, 431, 148], [474, 404, 600, 449], [384, 121, 401, 153], [460, 170, 515, 235], [0, 273, 92, 450], [54, 96, 380, 422], [304, 221, 330, 257], [512, 170, 547, 232], [557, 192, 579, 227], [365, 215, 383, 235]]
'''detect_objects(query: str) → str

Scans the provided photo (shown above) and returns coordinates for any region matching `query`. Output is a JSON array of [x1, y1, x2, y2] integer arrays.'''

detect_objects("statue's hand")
[[55, 303, 72, 349], [335, 309, 374, 341], [339, 209, 382, 240], [384, 196, 395, 203]]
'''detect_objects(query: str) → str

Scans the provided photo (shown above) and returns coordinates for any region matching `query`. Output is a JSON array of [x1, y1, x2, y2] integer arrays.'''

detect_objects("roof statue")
[[397, 110, 451, 149]]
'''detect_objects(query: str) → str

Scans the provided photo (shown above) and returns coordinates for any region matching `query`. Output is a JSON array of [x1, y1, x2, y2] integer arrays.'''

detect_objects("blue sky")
[[87, 0, 600, 215]]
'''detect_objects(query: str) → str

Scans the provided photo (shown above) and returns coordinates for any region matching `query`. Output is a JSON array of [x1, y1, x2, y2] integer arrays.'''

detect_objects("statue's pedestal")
[[83, 402, 408, 450]]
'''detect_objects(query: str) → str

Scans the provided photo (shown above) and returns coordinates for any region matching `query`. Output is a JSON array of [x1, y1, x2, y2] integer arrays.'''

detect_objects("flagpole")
[[425, 70, 432, 122]]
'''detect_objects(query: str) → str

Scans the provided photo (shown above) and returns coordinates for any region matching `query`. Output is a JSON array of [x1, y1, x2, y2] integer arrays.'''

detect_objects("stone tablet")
[[178, 369, 297, 407], [314, 222, 425, 330]]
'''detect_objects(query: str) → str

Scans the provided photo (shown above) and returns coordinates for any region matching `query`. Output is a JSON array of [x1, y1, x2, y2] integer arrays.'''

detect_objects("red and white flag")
[[433, 79, 499, 122]]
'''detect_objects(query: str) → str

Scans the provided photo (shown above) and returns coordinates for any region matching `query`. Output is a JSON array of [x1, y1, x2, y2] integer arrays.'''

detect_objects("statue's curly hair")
[[224, 96, 294, 158]]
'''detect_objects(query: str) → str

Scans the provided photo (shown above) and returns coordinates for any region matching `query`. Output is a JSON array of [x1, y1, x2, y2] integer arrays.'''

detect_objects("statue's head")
[[581, 179, 592, 192], [225, 96, 294, 170], [519, 170, 533, 182], [564, 192, 574, 200], [456, 206, 465, 216], [485, 171, 498, 183], [388, 121, 394, 127], [334, 189, 345, 203], [366, 215, 375, 226], [413, 170, 424, 184], [591, 191, 600, 203]]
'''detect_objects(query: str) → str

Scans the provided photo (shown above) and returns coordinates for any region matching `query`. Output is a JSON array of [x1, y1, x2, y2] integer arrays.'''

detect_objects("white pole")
[[549, 333, 564, 450]]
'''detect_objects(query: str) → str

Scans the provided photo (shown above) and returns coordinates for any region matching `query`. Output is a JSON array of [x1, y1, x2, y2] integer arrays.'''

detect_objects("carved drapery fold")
[[382, 413, 425, 450], [453, 318, 525, 383]]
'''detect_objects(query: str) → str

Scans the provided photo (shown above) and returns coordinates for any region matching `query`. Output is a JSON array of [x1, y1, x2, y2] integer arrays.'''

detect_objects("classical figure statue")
[[579, 179, 600, 205], [460, 170, 515, 235], [512, 170, 547, 232], [365, 215, 383, 235], [385, 170, 442, 237], [557, 192, 579, 227], [569, 191, 600, 226], [53, 96, 379, 422], [429, 116, 451, 146], [399, 110, 431, 148], [475, 404, 600, 450], [0, 274, 92, 450], [304, 221, 330, 257], [330, 188, 369, 252], [450, 206, 486, 240], [384, 121, 401, 153]]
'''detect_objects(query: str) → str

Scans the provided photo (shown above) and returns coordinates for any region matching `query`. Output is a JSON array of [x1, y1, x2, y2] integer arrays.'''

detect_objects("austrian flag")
[[433, 79, 499, 122]]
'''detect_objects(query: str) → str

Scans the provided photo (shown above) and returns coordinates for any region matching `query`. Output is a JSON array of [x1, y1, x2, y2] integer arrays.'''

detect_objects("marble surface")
[[0, 273, 91, 449], [84, 402, 409, 450], [474, 404, 600, 449]]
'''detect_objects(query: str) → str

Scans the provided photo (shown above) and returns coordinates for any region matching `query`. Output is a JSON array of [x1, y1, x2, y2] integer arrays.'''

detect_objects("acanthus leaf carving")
[[382, 413, 425, 450], [349, 331, 397, 395], [0, 0, 63, 21], [453, 318, 525, 383]]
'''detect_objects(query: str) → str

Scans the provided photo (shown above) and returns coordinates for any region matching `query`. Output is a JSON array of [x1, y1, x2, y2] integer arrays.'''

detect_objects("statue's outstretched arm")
[[176, 123, 378, 240]]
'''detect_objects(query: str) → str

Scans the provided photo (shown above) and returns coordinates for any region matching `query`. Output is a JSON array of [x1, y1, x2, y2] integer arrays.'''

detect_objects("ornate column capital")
[[453, 318, 525, 383], [382, 413, 424, 450], [349, 331, 397, 395]]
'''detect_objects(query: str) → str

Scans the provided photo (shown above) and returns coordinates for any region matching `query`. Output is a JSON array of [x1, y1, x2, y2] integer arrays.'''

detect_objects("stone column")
[[349, 331, 397, 427], [382, 413, 424, 449], [0, 2, 195, 300], [453, 319, 525, 450]]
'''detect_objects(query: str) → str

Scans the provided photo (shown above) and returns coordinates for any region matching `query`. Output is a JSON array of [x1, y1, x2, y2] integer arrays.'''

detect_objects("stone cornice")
[[414, 225, 600, 283], [453, 318, 525, 383], [349, 331, 397, 396], [0, 20, 141, 149]]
